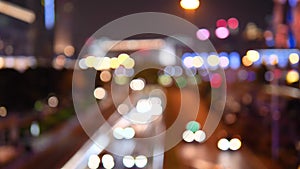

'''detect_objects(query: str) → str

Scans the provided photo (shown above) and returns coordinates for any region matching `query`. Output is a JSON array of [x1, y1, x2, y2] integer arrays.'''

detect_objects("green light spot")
[[175, 77, 187, 88], [114, 76, 129, 85], [158, 74, 172, 87], [34, 100, 43, 111], [186, 121, 200, 132]]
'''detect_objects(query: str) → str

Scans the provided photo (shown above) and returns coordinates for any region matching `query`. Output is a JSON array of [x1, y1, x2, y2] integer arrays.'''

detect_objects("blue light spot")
[[182, 52, 192, 61], [45, 0, 55, 30], [229, 52, 240, 69], [266, 39, 275, 47], [289, 0, 298, 7], [219, 52, 228, 57], [278, 52, 289, 68]]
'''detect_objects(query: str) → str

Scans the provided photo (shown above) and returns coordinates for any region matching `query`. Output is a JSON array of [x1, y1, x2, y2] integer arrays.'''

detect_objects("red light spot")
[[273, 69, 282, 79], [216, 19, 227, 27], [228, 18, 239, 29], [210, 73, 222, 88]]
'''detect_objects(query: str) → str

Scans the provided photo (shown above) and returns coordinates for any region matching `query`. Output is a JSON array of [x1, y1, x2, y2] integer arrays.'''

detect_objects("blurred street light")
[[0, 1, 35, 23], [180, 0, 200, 10]]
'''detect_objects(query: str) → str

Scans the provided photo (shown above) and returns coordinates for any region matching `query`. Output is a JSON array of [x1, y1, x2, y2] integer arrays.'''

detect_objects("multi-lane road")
[[4, 86, 281, 169]]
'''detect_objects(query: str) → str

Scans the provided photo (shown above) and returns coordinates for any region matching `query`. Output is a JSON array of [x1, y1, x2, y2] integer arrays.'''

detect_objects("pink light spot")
[[196, 28, 210, 40], [215, 27, 230, 39]]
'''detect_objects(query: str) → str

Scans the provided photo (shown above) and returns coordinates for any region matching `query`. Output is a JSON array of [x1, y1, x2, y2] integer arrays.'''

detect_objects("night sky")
[[0, 0, 275, 54], [72, 0, 274, 49]]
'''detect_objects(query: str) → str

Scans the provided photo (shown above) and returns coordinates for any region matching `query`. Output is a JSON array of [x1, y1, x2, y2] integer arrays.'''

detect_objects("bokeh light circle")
[[194, 130, 206, 143], [286, 70, 299, 84], [186, 121, 200, 132], [227, 17, 239, 29], [196, 28, 210, 41], [215, 27, 230, 39], [180, 0, 200, 10], [216, 19, 227, 28]]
